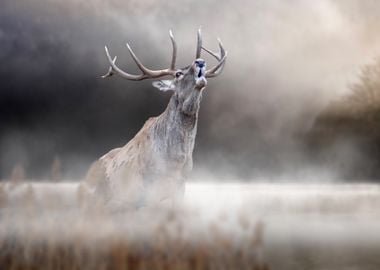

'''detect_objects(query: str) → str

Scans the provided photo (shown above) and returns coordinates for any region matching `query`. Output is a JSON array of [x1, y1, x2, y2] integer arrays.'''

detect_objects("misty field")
[[1, 181, 380, 270]]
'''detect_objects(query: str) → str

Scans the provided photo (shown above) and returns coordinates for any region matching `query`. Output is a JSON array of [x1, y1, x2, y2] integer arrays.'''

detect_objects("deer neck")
[[168, 91, 201, 128], [152, 91, 202, 163]]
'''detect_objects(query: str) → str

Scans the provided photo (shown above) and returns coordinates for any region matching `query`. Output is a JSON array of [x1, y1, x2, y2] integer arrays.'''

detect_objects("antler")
[[196, 28, 202, 59], [102, 30, 177, 80], [201, 37, 227, 78]]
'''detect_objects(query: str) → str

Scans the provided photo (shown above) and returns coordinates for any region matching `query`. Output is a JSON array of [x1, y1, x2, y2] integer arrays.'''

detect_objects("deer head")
[[102, 29, 227, 115]]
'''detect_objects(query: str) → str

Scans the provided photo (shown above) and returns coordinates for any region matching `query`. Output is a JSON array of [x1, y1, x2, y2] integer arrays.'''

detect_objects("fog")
[[2, 181, 380, 269], [1, 0, 380, 179], [2, 2, 380, 269]]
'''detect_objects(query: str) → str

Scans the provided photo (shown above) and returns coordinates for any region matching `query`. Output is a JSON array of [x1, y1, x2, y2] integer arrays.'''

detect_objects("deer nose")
[[195, 59, 205, 68]]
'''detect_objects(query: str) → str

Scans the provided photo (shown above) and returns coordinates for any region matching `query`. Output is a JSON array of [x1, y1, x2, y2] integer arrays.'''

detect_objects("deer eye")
[[175, 71, 184, 78]]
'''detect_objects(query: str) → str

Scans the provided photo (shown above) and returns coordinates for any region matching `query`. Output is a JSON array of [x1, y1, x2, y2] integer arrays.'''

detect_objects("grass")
[[2, 180, 380, 270], [0, 181, 269, 270]]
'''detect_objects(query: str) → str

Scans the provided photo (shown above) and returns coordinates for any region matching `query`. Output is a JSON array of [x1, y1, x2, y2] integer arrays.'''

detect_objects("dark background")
[[1, 0, 380, 180]]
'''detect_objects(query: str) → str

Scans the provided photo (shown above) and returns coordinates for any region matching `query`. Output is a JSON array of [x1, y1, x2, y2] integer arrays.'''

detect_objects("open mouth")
[[198, 68, 203, 78]]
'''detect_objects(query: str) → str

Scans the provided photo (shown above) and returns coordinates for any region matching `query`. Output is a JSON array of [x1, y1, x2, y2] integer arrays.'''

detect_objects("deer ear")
[[152, 80, 175, 92]]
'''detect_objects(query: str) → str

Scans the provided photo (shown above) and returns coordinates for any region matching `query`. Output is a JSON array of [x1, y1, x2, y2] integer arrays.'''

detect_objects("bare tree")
[[79, 29, 227, 210], [337, 58, 380, 117]]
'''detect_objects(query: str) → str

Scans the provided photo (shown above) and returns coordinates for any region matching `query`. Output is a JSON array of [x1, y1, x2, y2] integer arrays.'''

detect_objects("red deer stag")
[[79, 29, 227, 211]]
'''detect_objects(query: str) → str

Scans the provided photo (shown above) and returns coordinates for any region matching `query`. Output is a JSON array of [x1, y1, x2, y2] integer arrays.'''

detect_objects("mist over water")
[[2, 0, 380, 179], [1, 181, 380, 269]]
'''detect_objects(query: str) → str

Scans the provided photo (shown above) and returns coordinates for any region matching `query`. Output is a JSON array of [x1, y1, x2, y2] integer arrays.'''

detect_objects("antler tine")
[[203, 38, 227, 78], [104, 46, 147, 80], [218, 38, 226, 58], [169, 30, 177, 70], [201, 47, 220, 61], [126, 43, 171, 78], [103, 40, 176, 81], [101, 56, 117, 78], [196, 28, 202, 59], [205, 53, 227, 77]]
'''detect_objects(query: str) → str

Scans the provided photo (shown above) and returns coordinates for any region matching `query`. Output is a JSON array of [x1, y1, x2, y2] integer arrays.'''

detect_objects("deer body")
[[80, 30, 226, 210]]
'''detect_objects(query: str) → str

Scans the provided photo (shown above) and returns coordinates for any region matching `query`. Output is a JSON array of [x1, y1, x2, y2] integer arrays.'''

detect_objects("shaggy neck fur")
[[152, 89, 202, 169]]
